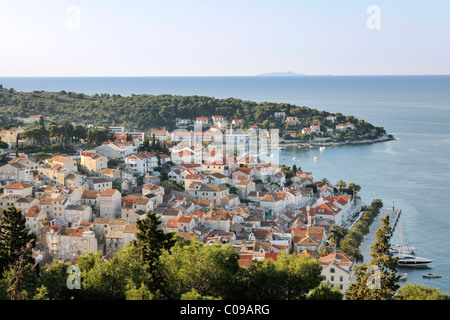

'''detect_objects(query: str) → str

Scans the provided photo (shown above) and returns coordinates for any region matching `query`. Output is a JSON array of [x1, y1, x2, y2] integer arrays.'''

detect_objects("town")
[[0, 113, 366, 294]]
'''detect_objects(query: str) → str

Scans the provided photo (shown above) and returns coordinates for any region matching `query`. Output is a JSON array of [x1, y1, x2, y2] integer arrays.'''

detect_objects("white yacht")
[[395, 253, 432, 267]]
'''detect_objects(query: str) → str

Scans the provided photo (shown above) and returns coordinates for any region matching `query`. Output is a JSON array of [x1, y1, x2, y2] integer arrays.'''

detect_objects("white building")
[[320, 253, 356, 293], [96, 141, 137, 159], [125, 152, 158, 175]]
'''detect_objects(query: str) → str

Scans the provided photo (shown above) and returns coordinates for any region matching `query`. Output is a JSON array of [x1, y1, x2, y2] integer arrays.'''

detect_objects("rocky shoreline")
[[278, 134, 396, 148]]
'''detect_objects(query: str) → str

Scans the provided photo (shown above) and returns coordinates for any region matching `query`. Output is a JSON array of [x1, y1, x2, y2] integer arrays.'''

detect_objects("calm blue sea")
[[1, 75, 450, 293]]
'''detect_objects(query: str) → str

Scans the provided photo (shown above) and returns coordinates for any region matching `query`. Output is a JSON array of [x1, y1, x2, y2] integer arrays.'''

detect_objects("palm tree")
[[336, 179, 346, 192]]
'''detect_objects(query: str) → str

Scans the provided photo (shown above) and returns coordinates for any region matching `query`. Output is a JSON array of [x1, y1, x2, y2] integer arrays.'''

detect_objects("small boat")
[[395, 254, 432, 267], [398, 273, 407, 281], [422, 273, 441, 278], [313, 156, 318, 161]]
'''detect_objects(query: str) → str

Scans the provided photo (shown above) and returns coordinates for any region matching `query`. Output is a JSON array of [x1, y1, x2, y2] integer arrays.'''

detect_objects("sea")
[[1, 75, 450, 293]]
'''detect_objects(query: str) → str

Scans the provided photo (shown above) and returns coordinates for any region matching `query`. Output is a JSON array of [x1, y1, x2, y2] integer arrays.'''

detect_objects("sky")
[[0, 0, 449, 76]]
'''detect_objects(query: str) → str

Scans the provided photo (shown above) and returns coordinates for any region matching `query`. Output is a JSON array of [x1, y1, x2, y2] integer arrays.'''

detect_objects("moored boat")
[[422, 273, 441, 278], [398, 273, 407, 281], [395, 254, 432, 267]]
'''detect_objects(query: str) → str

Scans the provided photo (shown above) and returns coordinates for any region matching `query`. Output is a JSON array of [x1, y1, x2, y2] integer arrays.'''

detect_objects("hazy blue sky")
[[0, 0, 449, 76]]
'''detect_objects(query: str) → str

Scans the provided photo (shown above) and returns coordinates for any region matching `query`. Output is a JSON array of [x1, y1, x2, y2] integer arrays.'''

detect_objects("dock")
[[358, 208, 402, 264]]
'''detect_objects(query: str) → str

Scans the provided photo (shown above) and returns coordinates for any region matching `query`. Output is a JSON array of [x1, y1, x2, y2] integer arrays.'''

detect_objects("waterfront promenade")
[[358, 208, 402, 264]]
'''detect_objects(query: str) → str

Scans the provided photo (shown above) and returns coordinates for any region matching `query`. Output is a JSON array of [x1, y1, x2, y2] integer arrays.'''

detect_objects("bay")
[[1, 75, 449, 293]]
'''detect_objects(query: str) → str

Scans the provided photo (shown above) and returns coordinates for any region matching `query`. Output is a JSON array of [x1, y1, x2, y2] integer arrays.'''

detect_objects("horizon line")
[[1, 74, 450, 78]]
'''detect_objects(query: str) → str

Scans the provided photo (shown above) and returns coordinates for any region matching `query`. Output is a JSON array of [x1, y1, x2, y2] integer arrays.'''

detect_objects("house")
[[80, 151, 108, 173], [201, 161, 232, 176], [232, 167, 254, 181], [64, 205, 93, 226], [177, 215, 196, 233], [286, 117, 298, 125], [207, 172, 228, 185], [220, 194, 240, 210], [25, 206, 47, 234], [310, 202, 343, 225], [175, 118, 191, 127], [301, 127, 313, 134], [105, 223, 138, 256], [125, 152, 158, 176], [98, 189, 122, 219], [45, 155, 77, 172], [270, 171, 286, 186], [187, 183, 230, 207], [0, 163, 28, 185], [98, 168, 121, 181], [320, 184, 335, 198], [39, 163, 77, 186], [81, 190, 100, 211], [217, 120, 229, 129], [335, 122, 355, 131], [320, 252, 356, 293], [235, 180, 255, 199], [45, 224, 97, 261], [86, 177, 113, 191], [9, 154, 39, 171], [184, 173, 208, 190], [274, 112, 286, 118], [0, 127, 23, 149], [150, 129, 169, 141], [259, 193, 285, 216], [23, 115, 43, 123], [231, 119, 244, 127], [293, 226, 326, 254], [96, 141, 137, 159], [204, 211, 235, 232], [12, 197, 39, 214], [326, 115, 337, 123], [170, 147, 200, 164], [4, 182, 33, 197], [302, 125, 321, 134], [211, 115, 225, 124], [154, 208, 183, 226], [194, 117, 209, 126], [142, 183, 165, 197]]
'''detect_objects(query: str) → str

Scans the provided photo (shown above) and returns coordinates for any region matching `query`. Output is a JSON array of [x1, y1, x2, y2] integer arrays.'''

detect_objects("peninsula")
[[0, 87, 393, 146]]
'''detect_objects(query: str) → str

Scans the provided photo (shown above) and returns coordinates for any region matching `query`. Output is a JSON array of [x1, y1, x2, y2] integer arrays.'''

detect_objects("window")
[[330, 268, 335, 273], [331, 276, 334, 282], [340, 276, 344, 282]]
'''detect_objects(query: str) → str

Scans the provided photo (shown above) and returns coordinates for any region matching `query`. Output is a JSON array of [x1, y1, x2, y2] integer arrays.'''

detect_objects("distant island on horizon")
[[257, 71, 309, 77]]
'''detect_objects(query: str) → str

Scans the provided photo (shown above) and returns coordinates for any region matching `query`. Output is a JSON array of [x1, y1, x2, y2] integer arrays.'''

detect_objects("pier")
[[358, 208, 402, 264]]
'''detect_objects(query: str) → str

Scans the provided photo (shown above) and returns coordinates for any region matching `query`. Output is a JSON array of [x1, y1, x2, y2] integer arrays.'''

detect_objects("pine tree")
[[135, 211, 176, 281], [344, 214, 399, 300], [0, 207, 37, 278]]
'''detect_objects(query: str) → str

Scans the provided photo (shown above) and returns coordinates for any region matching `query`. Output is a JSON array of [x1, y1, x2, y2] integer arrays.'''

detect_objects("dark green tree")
[[135, 211, 177, 286], [307, 281, 343, 300], [395, 283, 449, 300], [0, 206, 37, 278], [158, 239, 240, 299], [239, 252, 323, 300], [345, 214, 399, 300]]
